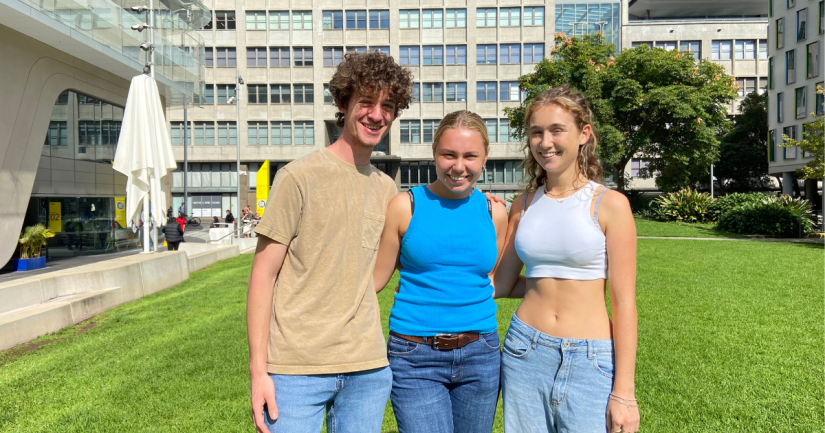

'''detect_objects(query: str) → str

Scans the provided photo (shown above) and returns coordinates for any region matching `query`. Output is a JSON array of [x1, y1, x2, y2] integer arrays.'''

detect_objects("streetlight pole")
[[235, 68, 242, 236]]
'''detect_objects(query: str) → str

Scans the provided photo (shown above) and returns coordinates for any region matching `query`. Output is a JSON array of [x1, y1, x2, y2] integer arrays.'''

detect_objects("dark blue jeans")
[[387, 332, 501, 433]]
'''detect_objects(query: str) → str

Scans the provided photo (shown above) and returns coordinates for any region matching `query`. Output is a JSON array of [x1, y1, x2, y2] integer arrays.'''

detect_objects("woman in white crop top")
[[492, 85, 640, 433]]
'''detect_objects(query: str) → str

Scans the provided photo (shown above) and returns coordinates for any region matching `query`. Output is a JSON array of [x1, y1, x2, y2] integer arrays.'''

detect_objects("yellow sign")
[[256, 160, 270, 216], [115, 197, 127, 228], [48, 202, 62, 233]]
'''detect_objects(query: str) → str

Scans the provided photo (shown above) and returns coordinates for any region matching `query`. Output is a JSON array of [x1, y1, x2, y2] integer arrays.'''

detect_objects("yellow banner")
[[115, 197, 126, 228], [256, 160, 270, 216], [48, 202, 62, 233]]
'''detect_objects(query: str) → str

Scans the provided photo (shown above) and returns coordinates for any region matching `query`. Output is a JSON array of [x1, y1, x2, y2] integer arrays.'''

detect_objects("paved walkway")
[[638, 236, 824, 244]]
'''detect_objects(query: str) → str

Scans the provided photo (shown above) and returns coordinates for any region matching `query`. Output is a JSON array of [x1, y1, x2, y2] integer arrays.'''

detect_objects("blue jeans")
[[264, 367, 392, 433], [501, 314, 614, 433], [388, 332, 501, 433]]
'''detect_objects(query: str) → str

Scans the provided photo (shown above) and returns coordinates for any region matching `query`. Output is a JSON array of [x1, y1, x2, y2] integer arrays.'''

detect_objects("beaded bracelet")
[[608, 393, 639, 412]]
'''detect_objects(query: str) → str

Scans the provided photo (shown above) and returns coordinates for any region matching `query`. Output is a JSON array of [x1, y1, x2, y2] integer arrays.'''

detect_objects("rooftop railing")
[[627, 17, 769, 24]]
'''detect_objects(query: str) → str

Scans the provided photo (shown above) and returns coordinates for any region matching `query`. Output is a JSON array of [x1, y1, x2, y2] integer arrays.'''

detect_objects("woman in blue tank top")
[[373, 110, 508, 433], [493, 85, 640, 433]]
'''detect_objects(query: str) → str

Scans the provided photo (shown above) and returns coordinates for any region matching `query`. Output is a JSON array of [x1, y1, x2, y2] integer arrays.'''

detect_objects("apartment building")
[[767, 0, 823, 198], [166, 0, 629, 217]]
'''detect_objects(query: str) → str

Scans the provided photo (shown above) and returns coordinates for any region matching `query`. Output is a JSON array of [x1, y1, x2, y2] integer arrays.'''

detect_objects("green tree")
[[505, 34, 737, 191], [715, 92, 776, 192], [780, 85, 825, 180]]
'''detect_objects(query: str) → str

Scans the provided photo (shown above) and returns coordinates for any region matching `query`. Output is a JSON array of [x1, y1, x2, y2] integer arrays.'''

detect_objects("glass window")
[[293, 84, 314, 104], [783, 126, 796, 159], [270, 47, 289, 67], [807, 42, 821, 78], [215, 48, 236, 67], [323, 84, 332, 104], [711, 40, 731, 60], [523, 43, 544, 63], [769, 57, 775, 88], [815, 82, 824, 115], [796, 86, 807, 119], [247, 84, 267, 104], [193, 122, 215, 145], [776, 18, 784, 49], [500, 82, 520, 101], [820, 1, 824, 34], [654, 41, 677, 51], [215, 11, 235, 30], [217, 122, 237, 145], [632, 42, 652, 48], [484, 119, 497, 142], [202, 85, 214, 105], [423, 120, 439, 143], [499, 119, 516, 143], [759, 77, 768, 95], [423, 9, 443, 28], [768, 129, 776, 161], [400, 120, 421, 144], [271, 121, 291, 145], [370, 10, 389, 29], [423, 46, 443, 65], [786, 49, 795, 84], [293, 47, 313, 66], [323, 11, 343, 29], [777, 92, 784, 123], [271, 84, 290, 104], [798, 8, 807, 41], [500, 8, 520, 27], [787, 0, 795, 8], [204, 47, 213, 67], [246, 11, 266, 30], [735, 78, 757, 98], [758, 40, 768, 59], [399, 10, 419, 29], [411, 83, 420, 102], [216, 85, 232, 104], [294, 121, 314, 145], [45, 121, 68, 146], [446, 45, 466, 65], [477, 82, 496, 101], [292, 11, 312, 30], [346, 46, 367, 53], [446, 9, 466, 28], [248, 122, 268, 145], [422, 83, 443, 102], [247, 47, 267, 67], [524, 7, 544, 26], [372, 46, 390, 56], [346, 10, 367, 29], [630, 158, 650, 177], [679, 41, 701, 60], [269, 11, 289, 30], [500, 44, 520, 64], [399, 46, 420, 65], [477, 45, 496, 64], [323, 47, 344, 66], [734, 40, 756, 60], [477, 8, 496, 27], [446, 82, 467, 102]]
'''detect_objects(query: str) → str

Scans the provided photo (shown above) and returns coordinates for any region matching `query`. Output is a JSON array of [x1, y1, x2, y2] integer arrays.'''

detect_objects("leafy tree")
[[715, 92, 776, 192], [505, 34, 737, 191], [780, 84, 825, 180]]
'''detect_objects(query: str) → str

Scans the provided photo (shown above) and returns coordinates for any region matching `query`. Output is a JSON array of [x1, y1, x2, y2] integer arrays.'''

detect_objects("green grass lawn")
[[1, 240, 823, 432], [634, 218, 742, 238]]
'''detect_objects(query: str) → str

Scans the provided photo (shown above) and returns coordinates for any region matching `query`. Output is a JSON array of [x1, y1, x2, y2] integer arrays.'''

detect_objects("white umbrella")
[[113, 74, 177, 253]]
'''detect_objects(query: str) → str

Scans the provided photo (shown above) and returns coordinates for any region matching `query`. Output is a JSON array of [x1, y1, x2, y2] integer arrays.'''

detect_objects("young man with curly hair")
[[247, 51, 415, 433]]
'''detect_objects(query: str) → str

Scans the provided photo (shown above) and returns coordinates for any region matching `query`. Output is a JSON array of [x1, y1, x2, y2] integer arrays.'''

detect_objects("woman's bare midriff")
[[515, 277, 613, 340]]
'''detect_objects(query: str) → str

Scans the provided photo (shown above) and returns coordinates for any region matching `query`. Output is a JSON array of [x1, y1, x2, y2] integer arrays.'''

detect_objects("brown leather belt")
[[390, 331, 480, 350]]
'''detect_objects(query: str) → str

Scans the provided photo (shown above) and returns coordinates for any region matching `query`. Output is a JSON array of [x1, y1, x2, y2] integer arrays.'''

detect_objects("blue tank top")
[[389, 186, 498, 335]]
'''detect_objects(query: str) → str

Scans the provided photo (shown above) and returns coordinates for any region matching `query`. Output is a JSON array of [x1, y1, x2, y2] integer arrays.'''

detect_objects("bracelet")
[[608, 393, 639, 412]]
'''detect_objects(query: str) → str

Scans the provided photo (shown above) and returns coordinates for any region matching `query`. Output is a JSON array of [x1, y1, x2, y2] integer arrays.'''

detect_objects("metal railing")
[[627, 17, 768, 24], [207, 222, 256, 245]]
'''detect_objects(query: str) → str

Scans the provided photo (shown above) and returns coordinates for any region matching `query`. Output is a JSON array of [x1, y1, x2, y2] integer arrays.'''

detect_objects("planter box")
[[13, 256, 46, 271]]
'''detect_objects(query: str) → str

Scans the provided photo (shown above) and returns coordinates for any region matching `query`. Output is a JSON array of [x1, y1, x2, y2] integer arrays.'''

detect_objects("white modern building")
[[767, 0, 823, 198]]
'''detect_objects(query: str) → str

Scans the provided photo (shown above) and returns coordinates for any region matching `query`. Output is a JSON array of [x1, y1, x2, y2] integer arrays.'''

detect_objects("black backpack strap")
[[408, 189, 415, 216], [487, 198, 493, 219]]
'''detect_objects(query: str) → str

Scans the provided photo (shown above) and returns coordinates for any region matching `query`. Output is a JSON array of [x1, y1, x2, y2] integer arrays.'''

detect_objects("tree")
[[780, 85, 825, 180], [715, 92, 776, 192], [505, 34, 737, 191]]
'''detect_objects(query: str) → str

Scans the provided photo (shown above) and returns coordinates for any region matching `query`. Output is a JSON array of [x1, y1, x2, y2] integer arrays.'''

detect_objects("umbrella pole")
[[142, 196, 150, 253]]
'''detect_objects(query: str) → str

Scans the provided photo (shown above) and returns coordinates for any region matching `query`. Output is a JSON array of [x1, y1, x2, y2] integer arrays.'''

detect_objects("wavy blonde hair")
[[432, 110, 490, 155], [521, 84, 603, 192]]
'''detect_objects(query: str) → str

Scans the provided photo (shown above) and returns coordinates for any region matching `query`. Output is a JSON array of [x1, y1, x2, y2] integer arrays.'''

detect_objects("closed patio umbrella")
[[113, 75, 177, 253]]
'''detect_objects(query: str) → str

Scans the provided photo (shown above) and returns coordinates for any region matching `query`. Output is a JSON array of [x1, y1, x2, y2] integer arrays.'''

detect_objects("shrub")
[[717, 198, 816, 237], [707, 193, 767, 222], [652, 188, 714, 223], [624, 190, 653, 214]]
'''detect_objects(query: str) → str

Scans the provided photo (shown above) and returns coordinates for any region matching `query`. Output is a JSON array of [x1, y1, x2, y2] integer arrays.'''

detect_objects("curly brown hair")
[[329, 51, 415, 127], [521, 84, 603, 192]]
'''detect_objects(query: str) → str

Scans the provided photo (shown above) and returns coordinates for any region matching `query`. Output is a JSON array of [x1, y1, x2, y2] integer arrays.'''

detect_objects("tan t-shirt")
[[254, 148, 397, 375]]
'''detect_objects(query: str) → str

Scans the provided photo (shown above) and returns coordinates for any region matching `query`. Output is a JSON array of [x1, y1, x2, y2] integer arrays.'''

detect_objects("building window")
[[759, 77, 768, 95], [555, 3, 621, 47], [269, 47, 289, 67], [423, 9, 443, 28], [215, 85, 233, 104], [399, 10, 419, 29], [55, 91, 69, 105], [787, 0, 795, 8], [204, 48, 213, 66], [423, 120, 440, 143], [46, 121, 68, 146], [324, 47, 344, 66], [796, 87, 807, 118], [477, 8, 496, 27], [399, 46, 420, 65], [422, 83, 443, 102], [294, 84, 314, 104], [484, 119, 497, 142], [446, 82, 467, 102], [632, 42, 652, 48], [477, 82, 497, 102], [735, 78, 756, 98], [372, 46, 390, 56], [630, 158, 650, 178], [269, 11, 289, 30], [194, 122, 215, 145], [758, 40, 768, 59], [323, 84, 332, 104], [798, 8, 807, 41], [500, 8, 520, 27], [400, 120, 421, 144], [271, 121, 291, 145], [523, 43, 544, 64], [216, 48, 236, 67], [777, 92, 784, 123], [347, 46, 367, 53], [323, 11, 343, 29], [369, 10, 389, 29], [734, 40, 756, 60], [500, 44, 520, 64], [211, 11, 235, 30], [820, 1, 824, 34], [524, 7, 544, 26], [204, 85, 214, 104], [499, 119, 517, 143], [477, 45, 497, 64], [808, 42, 821, 78], [271, 84, 290, 104], [500, 82, 520, 101], [786, 49, 795, 84], [293, 11, 312, 30], [816, 82, 825, 115], [248, 122, 268, 145], [293, 47, 313, 67], [247, 47, 266, 67], [654, 41, 677, 51], [246, 11, 266, 30], [679, 41, 701, 60], [411, 83, 420, 102], [783, 126, 796, 159], [346, 10, 367, 29], [446, 45, 466, 65], [246, 85, 266, 104], [769, 57, 775, 89], [400, 161, 436, 187], [423, 46, 444, 66], [711, 40, 732, 60], [294, 121, 314, 145], [776, 18, 784, 49], [446, 9, 466, 28], [217, 122, 237, 145], [768, 129, 776, 161]]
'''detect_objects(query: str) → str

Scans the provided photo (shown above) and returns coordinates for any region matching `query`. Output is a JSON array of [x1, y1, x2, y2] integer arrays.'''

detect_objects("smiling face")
[[430, 126, 488, 199], [528, 103, 592, 177], [338, 89, 396, 150]]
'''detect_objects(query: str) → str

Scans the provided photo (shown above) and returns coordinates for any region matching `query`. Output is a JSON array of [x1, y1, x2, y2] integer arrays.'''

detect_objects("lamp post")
[[131, 2, 156, 252], [229, 69, 244, 236]]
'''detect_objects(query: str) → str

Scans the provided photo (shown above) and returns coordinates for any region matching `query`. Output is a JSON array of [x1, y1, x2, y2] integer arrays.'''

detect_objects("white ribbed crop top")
[[514, 181, 608, 280]]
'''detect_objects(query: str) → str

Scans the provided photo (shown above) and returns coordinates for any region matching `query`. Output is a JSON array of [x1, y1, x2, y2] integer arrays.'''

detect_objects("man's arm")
[[247, 235, 288, 432], [374, 192, 410, 293]]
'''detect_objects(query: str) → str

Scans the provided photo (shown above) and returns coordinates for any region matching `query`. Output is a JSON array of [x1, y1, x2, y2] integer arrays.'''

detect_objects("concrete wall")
[[0, 24, 131, 266]]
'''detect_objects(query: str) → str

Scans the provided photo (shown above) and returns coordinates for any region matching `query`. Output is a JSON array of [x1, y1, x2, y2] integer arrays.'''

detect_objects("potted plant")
[[14, 224, 55, 271]]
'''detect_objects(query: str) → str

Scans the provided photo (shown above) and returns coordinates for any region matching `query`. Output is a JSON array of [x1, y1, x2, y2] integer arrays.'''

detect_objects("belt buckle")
[[432, 334, 455, 350]]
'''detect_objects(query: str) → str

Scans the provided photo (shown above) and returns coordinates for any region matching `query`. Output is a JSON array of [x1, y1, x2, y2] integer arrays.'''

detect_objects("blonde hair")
[[432, 110, 490, 155], [521, 84, 602, 192]]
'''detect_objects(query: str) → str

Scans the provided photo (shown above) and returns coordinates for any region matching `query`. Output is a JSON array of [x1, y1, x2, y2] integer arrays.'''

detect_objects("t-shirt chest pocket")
[[361, 211, 385, 250]]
